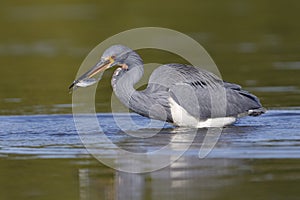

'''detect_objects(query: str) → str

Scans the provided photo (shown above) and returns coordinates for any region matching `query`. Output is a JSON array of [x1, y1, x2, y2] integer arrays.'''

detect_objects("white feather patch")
[[168, 97, 236, 128]]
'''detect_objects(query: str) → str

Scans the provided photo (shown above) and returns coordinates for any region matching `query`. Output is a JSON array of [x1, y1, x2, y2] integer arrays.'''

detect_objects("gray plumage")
[[109, 45, 265, 123], [70, 45, 265, 126]]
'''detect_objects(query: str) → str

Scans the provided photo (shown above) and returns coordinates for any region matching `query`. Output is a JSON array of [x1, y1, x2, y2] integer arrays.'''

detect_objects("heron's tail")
[[224, 81, 266, 117]]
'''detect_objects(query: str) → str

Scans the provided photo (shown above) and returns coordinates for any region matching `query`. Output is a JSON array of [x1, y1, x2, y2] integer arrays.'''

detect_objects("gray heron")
[[69, 45, 265, 127]]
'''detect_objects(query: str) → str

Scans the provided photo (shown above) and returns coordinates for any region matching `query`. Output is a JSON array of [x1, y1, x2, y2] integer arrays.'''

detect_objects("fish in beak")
[[69, 57, 115, 91]]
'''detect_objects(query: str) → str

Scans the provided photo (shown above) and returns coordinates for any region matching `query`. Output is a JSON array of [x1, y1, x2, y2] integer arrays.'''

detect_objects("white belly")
[[168, 97, 236, 128]]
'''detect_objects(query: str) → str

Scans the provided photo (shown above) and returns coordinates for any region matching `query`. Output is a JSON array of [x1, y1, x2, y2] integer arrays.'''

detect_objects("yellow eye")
[[109, 56, 115, 63]]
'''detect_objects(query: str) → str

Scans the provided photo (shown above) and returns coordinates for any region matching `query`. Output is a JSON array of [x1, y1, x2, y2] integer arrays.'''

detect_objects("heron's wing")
[[148, 64, 222, 89], [129, 89, 173, 122], [148, 64, 264, 119], [169, 82, 226, 119]]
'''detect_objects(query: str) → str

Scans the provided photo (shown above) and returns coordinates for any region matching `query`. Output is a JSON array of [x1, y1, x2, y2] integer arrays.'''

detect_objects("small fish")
[[69, 78, 98, 93], [76, 78, 97, 87]]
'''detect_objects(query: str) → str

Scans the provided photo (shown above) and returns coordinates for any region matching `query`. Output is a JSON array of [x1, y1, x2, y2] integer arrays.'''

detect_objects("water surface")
[[1, 110, 300, 199]]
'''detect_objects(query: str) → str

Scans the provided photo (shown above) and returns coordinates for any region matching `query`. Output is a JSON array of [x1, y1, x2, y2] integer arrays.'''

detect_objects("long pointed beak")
[[69, 58, 113, 90]]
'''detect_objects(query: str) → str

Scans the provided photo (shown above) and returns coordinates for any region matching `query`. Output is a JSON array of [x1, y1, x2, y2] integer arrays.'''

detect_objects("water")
[[1, 0, 300, 199], [1, 111, 300, 199], [1, 111, 300, 159]]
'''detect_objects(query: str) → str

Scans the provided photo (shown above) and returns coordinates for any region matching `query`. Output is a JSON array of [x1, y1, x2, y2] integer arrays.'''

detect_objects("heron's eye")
[[108, 56, 115, 64]]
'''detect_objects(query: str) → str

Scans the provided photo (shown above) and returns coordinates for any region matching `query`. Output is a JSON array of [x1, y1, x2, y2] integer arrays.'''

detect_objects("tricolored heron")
[[69, 45, 265, 127]]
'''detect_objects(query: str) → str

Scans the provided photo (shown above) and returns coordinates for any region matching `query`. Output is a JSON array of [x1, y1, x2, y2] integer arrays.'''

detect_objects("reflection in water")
[[79, 168, 114, 200], [113, 159, 227, 200], [74, 110, 300, 199], [106, 128, 231, 200], [77, 158, 261, 200], [78, 159, 239, 200], [74, 113, 202, 173], [77, 156, 300, 200], [115, 172, 144, 200], [1, 110, 300, 199]]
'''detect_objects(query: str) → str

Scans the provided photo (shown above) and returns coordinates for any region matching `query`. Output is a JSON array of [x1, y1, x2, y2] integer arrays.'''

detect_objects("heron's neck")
[[112, 59, 144, 108]]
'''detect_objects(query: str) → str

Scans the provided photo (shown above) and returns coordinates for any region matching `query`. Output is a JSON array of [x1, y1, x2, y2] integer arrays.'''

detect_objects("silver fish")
[[75, 78, 97, 87]]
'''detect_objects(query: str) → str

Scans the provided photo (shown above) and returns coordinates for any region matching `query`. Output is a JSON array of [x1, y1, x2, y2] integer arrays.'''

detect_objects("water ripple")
[[0, 110, 299, 159]]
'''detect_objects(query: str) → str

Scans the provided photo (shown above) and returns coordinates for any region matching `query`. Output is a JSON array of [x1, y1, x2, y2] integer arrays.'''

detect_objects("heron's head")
[[69, 45, 140, 90]]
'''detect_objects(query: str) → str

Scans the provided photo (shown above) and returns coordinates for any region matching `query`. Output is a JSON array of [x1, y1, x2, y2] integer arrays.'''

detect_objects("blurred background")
[[0, 0, 299, 115], [1, 1, 300, 200]]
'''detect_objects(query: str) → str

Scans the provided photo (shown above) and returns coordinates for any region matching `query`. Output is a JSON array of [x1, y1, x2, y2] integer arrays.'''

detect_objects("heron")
[[69, 45, 265, 127]]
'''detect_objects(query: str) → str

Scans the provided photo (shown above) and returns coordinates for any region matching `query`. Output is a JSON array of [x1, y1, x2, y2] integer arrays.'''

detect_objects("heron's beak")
[[69, 57, 114, 90]]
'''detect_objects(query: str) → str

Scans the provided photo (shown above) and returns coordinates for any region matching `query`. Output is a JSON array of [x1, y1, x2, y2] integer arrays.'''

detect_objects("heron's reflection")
[[78, 127, 243, 200]]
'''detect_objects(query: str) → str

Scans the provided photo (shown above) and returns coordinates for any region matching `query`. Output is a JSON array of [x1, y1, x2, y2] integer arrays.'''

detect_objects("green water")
[[0, 0, 299, 114], [1, 0, 300, 200], [1, 157, 300, 200]]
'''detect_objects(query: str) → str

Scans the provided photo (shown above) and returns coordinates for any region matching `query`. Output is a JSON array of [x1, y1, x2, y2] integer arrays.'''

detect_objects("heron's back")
[[146, 64, 264, 120]]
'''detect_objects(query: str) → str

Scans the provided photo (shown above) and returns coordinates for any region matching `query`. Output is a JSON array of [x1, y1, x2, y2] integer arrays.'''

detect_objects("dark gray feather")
[[138, 64, 264, 120], [109, 45, 265, 123]]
